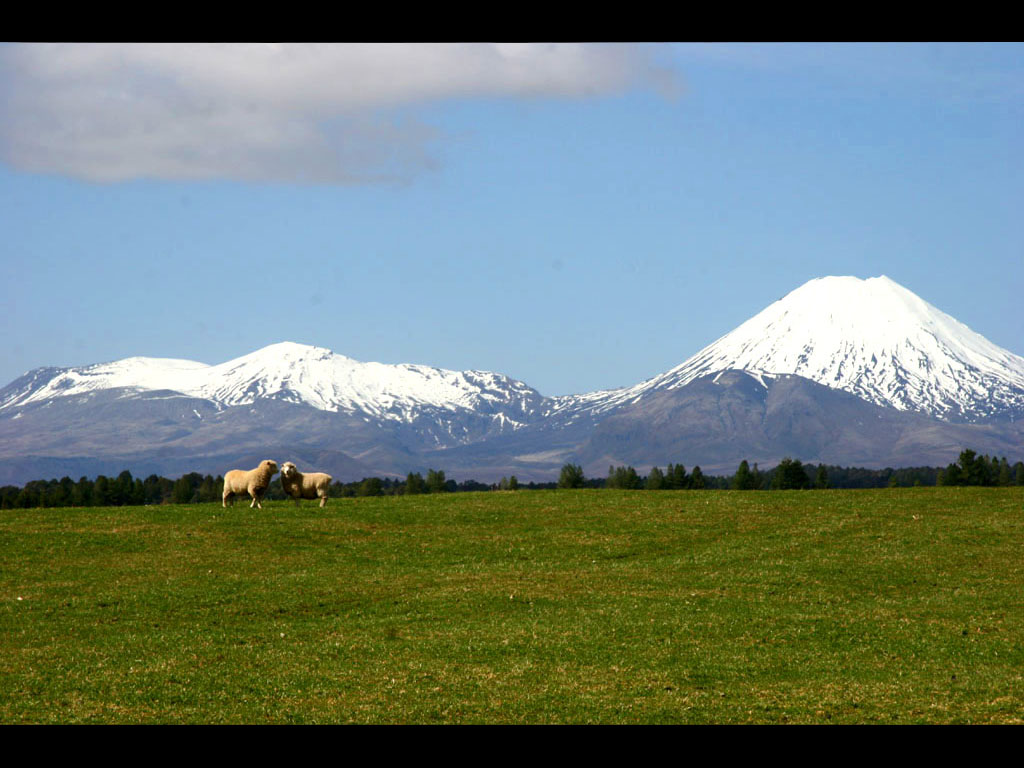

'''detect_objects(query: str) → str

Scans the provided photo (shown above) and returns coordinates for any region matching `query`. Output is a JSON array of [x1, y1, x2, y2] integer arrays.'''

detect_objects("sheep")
[[280, 461, 333, 508], [222, 459, 279, 509]]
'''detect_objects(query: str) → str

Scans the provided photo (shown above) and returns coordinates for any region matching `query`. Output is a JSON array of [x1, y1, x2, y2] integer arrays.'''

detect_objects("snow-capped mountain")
[[0, 341, 545, 430], [549, 276, 1024, 423], [1, 275, 1022, 484], [5, 277, 1019, 425]]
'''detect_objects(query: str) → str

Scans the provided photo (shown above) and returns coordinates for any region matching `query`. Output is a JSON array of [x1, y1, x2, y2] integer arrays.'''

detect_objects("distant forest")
[[1, 450, 1021, 509]]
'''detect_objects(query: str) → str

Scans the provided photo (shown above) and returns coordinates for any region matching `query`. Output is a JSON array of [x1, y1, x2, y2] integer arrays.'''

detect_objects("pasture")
[[2, 488, 1023, 723]]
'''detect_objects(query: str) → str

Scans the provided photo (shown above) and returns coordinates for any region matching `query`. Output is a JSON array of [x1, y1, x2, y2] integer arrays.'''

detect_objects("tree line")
[[559, 449, 1024, 492], [0, 468, 483, 509], [935, 449, 1024, 487], [0, 467, 547, 509], [2, 449, 1022, 509]]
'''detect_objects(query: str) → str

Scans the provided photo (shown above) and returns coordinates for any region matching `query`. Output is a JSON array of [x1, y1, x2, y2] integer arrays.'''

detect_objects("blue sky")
[[2, 43, 1022, 396]]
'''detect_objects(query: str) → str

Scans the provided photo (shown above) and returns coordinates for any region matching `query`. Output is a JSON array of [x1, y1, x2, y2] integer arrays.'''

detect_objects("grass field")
[[2, 488, 1023, 724]]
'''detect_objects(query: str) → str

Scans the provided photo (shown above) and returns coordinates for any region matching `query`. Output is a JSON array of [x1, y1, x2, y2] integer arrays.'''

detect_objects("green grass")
[[2, 488, 1023, 723]]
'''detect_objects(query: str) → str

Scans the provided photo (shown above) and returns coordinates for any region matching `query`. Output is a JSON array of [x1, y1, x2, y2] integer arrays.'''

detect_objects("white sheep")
[[280, 461, 333, 507], [222, 459, 279, 509]]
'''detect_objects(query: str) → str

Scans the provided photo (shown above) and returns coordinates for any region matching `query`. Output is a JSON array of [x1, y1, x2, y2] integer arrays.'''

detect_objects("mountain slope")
[[0, 342, 546, 442], [548, 276, 1024, 423], [571, 370, 1024, 477], [1, 276, 1022, 485]]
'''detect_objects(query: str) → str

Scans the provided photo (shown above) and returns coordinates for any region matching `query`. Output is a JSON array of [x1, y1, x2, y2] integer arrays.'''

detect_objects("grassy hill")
[[2, 488, 1023, 723]]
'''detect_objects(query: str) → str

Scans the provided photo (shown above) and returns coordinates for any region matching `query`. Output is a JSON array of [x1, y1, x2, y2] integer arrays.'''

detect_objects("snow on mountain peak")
[[646, 275, 1024, 420], [0, 341, 542, 427], [195, 342, 541, 418], [3, 277, 1022, 429]]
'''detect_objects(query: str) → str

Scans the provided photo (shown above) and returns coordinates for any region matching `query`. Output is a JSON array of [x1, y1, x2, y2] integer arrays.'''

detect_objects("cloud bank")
[[0, 43, 677, 184]]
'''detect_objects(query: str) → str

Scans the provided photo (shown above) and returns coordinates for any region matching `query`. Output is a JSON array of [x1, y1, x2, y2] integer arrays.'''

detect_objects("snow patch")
[[597, 275, 1024, 420], [540, 275, 1024, 423], [2, 278, 1023, 428], [0, 341, 542, 430]]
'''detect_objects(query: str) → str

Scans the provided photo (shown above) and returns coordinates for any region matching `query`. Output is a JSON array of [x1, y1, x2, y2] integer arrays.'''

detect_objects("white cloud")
[[0, 43, 678, 184]]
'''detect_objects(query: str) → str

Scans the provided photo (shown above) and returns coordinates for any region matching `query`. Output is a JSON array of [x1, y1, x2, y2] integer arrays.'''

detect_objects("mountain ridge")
[[543, 276, 1024, 423], [2, 275, 1022, 484]]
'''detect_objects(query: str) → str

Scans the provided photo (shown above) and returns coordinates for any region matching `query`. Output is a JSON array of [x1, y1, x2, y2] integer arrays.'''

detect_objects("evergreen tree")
[[814, 464, 829, 490], [143, 474, 161, 504], [59, 477, 75, 505], [607, 465, 640, 489], [0, 486, 18, 509], [770, 458, 811, 490], [978, 454, 995, 486], [198, 475, 218, 503], [426, 469, 448, 493], [647, 466, 665, 490], [73, 477, 93, 507], [131, 478, 145, 505], [958, 449, 986, 486], [558, 463, 585, 489], [93, 476, 112, 506], [405, 472, 425, 495], [114, 470, 134, 505], [690, 466, 706, 490], [509, 475, 519, 491], [171, 475, 194, 504], [751, 463, 762, 490], [17, 483, 40, 508], [358, 477, 383, 497], [1015, 462, 1024, 486], [997, 458, 1012, 487], [667, 463, 688, 490], [937, 463, 961, 486], [45, 479, 68, 508], [732, 460, 754, 490]]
